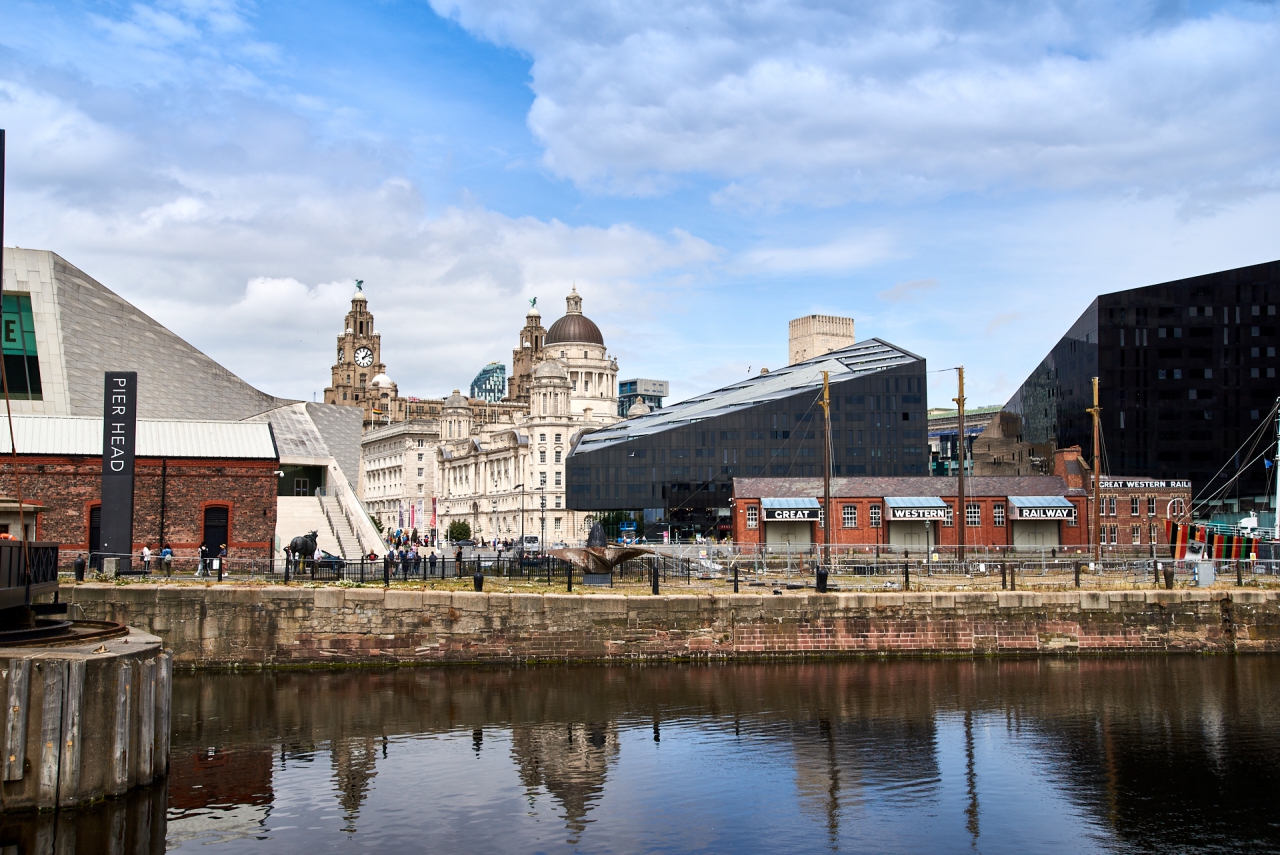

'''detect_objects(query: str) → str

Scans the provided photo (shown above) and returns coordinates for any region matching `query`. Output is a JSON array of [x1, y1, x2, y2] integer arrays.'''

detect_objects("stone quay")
[[62, 584, 1280, 668]]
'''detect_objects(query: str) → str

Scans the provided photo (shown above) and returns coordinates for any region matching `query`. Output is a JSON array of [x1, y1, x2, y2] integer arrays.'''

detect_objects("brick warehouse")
[[731, 476, 1090, 552], [0, 415, 279, 559]]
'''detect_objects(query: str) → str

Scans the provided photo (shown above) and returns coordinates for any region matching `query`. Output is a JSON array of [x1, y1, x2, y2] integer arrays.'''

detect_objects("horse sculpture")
[[287, 531, 319, 567]]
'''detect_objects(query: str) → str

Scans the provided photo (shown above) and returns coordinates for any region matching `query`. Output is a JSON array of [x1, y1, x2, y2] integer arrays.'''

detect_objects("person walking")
[[454, 546, 463, 579], [161, 544, 173, 578], [217, 544, 228, 580], [197, 543, 209, 577], [141, 544, 151, 574], [428, 550, 437, 578]]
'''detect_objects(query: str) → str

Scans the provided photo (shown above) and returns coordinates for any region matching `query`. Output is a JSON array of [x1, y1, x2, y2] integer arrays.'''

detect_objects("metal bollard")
[[816, 565, 829, 594], [73, 555, 86, 582], [1164, 566, 1175, 589], [733, 563, 739, 594], [1074, 564, 1081, 588], [473, 571, 484, 592], [651, 561, 660, 595], [567, 563, 573, 592], [902, 562, 909, 592]]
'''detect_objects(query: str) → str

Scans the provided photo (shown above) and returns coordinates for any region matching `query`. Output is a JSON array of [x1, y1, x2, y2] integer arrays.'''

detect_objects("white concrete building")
[[359, 419, 441, 535]]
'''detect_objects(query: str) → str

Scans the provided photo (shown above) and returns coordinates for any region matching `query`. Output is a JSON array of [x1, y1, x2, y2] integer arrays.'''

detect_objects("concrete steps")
[[276, 496, 342, 557], [319, 494, 362, 559]]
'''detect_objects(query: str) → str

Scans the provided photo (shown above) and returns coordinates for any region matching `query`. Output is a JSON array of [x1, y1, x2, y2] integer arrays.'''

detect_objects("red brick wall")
[[732, 496, 1090, 548], [0, 456, 277, 559]]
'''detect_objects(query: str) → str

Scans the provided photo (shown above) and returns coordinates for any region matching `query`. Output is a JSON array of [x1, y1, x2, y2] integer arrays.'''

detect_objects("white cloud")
[[739, 230, 894, 274], [879, 277, 937, 303], [430, 0, 1280, 205], [0, 65, 719, 402]]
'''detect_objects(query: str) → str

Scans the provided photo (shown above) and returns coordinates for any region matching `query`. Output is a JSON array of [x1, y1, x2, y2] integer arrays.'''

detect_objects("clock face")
[[354, 346, 375, 367], [337, 347, 345, 364]]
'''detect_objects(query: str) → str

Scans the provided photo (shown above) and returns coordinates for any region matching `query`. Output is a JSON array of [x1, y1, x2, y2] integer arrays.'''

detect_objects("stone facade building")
[[359, 419, 441, 534], [436, 289, 623, 545]]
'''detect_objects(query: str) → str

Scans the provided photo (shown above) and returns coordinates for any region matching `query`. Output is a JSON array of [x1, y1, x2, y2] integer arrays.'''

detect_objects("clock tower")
[[324, 282, 404, 427]]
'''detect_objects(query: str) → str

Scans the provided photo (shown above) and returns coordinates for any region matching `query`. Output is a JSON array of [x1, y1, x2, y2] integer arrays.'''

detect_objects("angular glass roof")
[[574, 338, 922, 455]]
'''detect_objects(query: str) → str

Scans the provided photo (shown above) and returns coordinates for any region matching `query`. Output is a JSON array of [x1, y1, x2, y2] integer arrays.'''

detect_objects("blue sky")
[[3, 0, 1279, 407]]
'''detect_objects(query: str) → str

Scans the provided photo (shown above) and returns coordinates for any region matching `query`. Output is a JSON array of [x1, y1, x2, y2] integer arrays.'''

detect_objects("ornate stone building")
[[436, 288, 623, 545]]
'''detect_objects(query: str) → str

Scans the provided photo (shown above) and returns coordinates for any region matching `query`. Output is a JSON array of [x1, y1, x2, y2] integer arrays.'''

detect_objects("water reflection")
[[11, 658, 1278, 853]]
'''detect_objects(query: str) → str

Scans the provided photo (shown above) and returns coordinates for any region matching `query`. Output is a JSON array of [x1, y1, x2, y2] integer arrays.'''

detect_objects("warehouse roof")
[[0, 415, 278, 459], [733, 475, 1080, 499]]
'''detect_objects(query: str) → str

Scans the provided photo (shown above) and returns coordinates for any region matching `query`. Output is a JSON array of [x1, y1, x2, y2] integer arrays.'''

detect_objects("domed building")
[[543, 286, 619, 421]]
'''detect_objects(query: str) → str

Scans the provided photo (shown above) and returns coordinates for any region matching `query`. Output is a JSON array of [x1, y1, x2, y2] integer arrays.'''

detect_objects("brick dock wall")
[[63, 585, 1280, 668]]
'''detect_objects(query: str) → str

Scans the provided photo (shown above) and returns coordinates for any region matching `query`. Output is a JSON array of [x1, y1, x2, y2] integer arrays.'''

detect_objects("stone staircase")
[[319, 493, 363, 559], [276, 497, 342, 558]]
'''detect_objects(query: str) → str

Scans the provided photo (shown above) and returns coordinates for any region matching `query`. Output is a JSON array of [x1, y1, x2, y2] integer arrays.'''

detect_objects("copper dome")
[[545, 313, 604, 346]]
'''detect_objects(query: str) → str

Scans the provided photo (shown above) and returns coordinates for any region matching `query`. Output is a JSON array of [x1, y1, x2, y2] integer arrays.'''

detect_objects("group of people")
[[134, 543, 225, 577], [383, 545, 439, 579]]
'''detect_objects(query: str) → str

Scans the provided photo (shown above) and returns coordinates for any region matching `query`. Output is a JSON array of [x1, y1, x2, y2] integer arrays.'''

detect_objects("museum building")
[[566, 338, 929, 539]]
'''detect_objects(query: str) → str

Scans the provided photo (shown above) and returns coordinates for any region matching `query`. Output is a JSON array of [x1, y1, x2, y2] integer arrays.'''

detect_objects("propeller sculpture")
[[550, 522, 651, 575]]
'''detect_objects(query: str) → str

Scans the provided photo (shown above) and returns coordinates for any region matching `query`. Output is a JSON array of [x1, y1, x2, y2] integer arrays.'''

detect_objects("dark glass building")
[[972, 259, 1280, 515], [566, 339, 928, 538]]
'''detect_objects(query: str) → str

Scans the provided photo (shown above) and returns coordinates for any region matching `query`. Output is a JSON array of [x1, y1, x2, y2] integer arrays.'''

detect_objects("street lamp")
[[514, 483, 524, 550], [491, 498, 498, 551]]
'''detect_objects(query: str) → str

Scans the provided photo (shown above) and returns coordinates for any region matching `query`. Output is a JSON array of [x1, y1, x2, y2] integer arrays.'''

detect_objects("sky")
[[2, 0, 1279, 408]]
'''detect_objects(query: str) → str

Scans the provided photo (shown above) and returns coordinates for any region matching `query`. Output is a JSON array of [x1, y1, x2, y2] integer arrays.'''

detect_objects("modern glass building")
[[469, 362, 507, 403], [617, 378, 669, 416], [566, 339, 928, 539], [971, 259, 1280, 516]]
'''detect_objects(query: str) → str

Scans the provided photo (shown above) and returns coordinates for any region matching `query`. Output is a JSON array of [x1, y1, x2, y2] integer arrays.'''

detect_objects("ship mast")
[[1274, 400, 1279, 540]]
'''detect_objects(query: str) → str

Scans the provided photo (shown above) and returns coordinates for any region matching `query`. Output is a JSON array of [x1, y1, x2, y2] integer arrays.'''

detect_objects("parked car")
[[317, 550, 345, 573], [454, 539, 476, 548]]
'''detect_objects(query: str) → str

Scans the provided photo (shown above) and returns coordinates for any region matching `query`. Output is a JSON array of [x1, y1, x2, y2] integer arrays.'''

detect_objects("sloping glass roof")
[[574, 338, 921, 454]]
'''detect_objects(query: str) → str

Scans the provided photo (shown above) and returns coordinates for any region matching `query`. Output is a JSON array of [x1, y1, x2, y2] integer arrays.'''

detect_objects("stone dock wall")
[[62, 585, 1280, 668]]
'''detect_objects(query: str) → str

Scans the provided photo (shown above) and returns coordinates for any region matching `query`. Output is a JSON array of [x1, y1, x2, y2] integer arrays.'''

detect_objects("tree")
[[371, 516, 384, 535], [447, 520, 471, 542]]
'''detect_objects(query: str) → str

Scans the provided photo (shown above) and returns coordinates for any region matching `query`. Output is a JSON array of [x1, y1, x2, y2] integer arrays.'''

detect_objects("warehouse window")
[[1132, 525, 1142, 545], [842, 505, 857, 528], [870, 505, 882, 528], [993, 503, 1005, 527], [747, 506, 758, 529], [1147, 497, 1156, 516], [1130, 496, 1140, 516], [965, 503, 980, 527]]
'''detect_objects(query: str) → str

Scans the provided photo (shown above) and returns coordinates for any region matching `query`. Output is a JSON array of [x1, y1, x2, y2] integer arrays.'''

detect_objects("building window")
[[554, 517, 561, 531], [539, 472, 547, 486], [555, 497, 561, 508], [965, 503, 980, 527], [554, 472, 562, 486], [1147, 497, 1156, 517], [870, 505, 882, 528], [555, 433, 562, 442], [417, 468, 424, 477], [993, 503, 1005, 527], [842, 505, 857, 528], [540, 434, 546, 442], [539, 450, 547, 463], [1107, 496, 1117, 516], [555, 450, 562, 464], [942, 504, 953, 527], [417, 439, 424, 448], [747, 506, 759, 529], [1108, 525, 1118, 545], [1130, 496, 1140, 516], [1150, 524, 1158, 543], [1132, 525, 1142, 545]]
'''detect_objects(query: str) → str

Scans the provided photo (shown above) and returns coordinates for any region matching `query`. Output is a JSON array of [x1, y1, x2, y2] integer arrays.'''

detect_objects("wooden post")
[[820, 371, 833, 574], [1088, 377, 1102, 564], [954, 367, 967, 562]]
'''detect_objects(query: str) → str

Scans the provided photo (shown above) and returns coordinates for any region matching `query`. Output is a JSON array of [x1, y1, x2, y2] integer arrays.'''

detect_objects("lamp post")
[[491, 498, 498, 552], [515, 483, 524, 550]]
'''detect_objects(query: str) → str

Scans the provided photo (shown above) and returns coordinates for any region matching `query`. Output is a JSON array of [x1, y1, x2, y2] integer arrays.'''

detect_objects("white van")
[[522, 535, 541, 553]]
